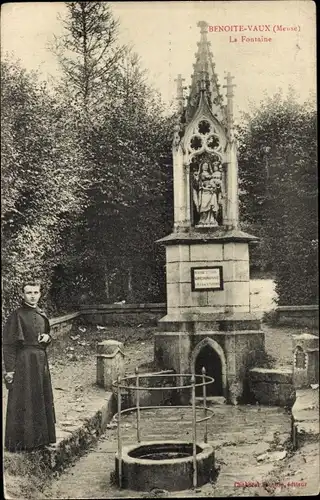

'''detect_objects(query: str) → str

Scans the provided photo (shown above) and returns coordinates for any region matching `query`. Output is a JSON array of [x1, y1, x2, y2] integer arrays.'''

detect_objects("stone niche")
[[292, 333, 319, 389], [155, 329, 265, 405]]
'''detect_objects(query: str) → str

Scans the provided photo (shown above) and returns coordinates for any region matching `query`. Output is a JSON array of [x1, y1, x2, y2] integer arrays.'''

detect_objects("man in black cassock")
[[3, 280, 56, 451]]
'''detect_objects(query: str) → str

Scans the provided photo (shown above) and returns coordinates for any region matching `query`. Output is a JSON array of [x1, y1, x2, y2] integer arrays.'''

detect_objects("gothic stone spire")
[[185, 21, 224, 123]]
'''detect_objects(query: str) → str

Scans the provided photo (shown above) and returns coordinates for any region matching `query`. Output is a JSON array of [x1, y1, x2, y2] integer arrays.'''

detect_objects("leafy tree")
[[1, 58, 88, 317], [49, 2, 174, 305], [237, 91, 317, 305], [51, 1, 124, 117], [53, 51, 173, 305]]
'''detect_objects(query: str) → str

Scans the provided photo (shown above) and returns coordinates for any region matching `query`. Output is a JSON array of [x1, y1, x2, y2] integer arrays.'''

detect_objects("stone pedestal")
[[155, 230, 265, 404], [162, 236, 254, 318], [96, 340, 125, 391], [292, 334, 319, 389]]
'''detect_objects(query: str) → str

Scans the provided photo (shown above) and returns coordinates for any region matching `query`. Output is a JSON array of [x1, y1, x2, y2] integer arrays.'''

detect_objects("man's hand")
[[4, 372, 14, 384], [38, 334, 51, 344]]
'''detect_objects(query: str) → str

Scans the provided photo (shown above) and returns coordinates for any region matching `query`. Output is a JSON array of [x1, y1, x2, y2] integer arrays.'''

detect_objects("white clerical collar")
[[24, 302, 37, 309]]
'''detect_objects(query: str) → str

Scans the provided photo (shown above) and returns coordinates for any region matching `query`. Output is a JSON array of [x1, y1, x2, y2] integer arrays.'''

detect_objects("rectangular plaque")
[[191, 266, 223, 291]]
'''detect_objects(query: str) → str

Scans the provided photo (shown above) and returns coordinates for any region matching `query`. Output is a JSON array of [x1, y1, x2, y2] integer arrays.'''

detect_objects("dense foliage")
[[238, 92, 318, 305], [48, 2, 173, 308], [2, 2, 173, 317], [1, 60, 89, 316]]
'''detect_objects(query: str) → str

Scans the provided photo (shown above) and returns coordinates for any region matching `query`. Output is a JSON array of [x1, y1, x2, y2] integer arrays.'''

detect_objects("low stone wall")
[[276, 305, 319, 330], [49, 303, 318, 331], [42, 393, 115, 472], [50, 312, 81, 339], [249, 367, 295, 407], [79, 303, 166, 326]]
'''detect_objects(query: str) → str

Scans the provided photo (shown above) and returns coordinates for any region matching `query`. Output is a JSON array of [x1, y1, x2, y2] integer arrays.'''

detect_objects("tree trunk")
[[105, 273, 110, 300], [127, 266, 134, 303]]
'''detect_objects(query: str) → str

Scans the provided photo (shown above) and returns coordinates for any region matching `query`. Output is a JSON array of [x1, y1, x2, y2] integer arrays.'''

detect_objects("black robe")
[[3, 303, 56, 451]]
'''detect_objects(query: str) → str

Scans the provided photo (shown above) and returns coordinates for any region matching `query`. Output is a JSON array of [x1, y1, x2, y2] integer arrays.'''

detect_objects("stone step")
[[196, 396, 226, 404]]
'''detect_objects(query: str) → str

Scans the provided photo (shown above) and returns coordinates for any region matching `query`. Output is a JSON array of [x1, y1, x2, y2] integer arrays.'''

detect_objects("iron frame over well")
[[112, 368, 215, 490]]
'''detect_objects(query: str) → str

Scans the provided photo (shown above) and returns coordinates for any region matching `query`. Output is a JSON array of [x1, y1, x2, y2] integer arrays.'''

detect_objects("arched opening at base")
[[195, 344, 223, 397]]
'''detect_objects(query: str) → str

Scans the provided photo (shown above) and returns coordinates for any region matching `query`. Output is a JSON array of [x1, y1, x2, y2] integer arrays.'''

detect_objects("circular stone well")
[[115, 441, 215, 491]]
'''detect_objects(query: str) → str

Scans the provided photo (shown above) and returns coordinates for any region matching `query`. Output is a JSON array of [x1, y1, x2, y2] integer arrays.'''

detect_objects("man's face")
[[22, 285, 41, 306]]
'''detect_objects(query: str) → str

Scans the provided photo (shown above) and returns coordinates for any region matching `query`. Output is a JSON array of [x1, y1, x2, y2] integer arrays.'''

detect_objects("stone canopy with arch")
[[185, 114, 228, 229]]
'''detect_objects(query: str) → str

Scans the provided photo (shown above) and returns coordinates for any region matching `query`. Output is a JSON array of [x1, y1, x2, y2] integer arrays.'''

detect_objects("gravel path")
[[4, 286, 318, 499], [42, 404, 318, 498], [2, 322, 298, 447]]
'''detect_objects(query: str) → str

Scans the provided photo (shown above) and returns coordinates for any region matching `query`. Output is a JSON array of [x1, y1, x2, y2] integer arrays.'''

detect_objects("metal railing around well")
[[112, 367, 214, 488]]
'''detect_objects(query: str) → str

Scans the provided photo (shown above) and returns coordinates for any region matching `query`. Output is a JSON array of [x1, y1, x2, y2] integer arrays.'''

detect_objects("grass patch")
[[4, 449, 53, 499]]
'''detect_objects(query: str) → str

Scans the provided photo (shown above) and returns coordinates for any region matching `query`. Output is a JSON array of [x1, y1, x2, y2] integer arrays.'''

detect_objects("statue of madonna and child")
[[192, 159, 223, 226]]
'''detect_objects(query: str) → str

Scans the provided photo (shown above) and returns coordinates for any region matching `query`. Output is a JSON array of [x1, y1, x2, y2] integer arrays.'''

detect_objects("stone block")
[[225, 282, 250, 306], [193, 320, 221, 332], [167, 283, 180, 308], [154, 333, 179, 371], [180, 261, 192, 282], [166, 261, 192, 284], [180, 282, 207, 307], [292, 333, 319, 350], [249, 367, 295, 407], [223, 242, 249, 261], [218, 318, 261, 331], [207, 289, 226, 306], [166, 245, 190, 263], [249, 368, 293, 384], [249, 380, 296, 407], [166, 262, 180, 283], [154, 332, 191, 374], [293, 370, 309, 389], [307, 351, 319, 384], [167, 306, 181, 316], [278, 307, 319, 329], [292, 335, 319, 388], [96, 340, 125, 391], [190, 243, 223, 262], [223, 260, 250, 282], [124, 373, 175, 408], [178, 306, 225, 315], [292, 389, 319, 419], [225, 306, 250, 313]]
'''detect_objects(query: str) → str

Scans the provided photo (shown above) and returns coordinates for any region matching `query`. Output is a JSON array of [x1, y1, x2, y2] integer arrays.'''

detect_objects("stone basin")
[[115, 440, 215, 491]]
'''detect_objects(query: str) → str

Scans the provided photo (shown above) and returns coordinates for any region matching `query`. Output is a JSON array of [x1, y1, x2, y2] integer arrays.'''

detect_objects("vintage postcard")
[[1, 1, 318, 499]]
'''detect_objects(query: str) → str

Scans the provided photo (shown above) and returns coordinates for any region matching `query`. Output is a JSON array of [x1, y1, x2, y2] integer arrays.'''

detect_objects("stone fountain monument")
[[155, 21, 265, 404]]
